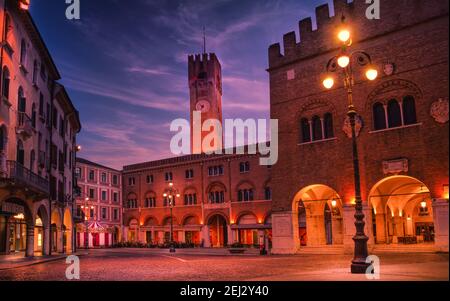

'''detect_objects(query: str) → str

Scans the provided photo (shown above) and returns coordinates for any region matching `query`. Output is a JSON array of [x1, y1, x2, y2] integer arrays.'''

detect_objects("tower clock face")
[[196, 100, 210, 113]]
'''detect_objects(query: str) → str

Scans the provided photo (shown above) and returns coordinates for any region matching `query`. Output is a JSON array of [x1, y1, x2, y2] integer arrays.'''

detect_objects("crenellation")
[[269, 43, 283, 62], [315, 4, 331, 27], [333, 0, 352, 18], [268, 0, 449, 70], [299, 17, 313, 42], [283, 32, 297, 57]]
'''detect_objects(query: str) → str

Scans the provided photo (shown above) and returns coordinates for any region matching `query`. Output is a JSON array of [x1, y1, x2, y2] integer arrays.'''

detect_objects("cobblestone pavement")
[[0, 249, 447, 281]]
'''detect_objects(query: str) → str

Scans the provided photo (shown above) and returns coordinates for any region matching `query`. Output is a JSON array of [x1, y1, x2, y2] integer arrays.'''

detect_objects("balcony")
[[16, 112, 34, 139], [0, 160, 49, 197]]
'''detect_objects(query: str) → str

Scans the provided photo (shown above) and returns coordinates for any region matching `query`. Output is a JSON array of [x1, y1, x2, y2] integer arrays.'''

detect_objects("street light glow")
[[338, 29, 351, 43], [366, 68, 378, 81], [323, 77, 334, 89], [337, 55, 350, 68]]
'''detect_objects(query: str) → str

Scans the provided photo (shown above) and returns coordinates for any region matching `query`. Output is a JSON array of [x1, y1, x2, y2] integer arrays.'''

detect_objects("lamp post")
[[321, 17, 378, 274], [80, 197, 94, 250], [163, 182, 180, 253]]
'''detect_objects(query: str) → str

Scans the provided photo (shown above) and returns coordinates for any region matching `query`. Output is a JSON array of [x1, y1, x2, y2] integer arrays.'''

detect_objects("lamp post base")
[[351, 261, 371, 274]]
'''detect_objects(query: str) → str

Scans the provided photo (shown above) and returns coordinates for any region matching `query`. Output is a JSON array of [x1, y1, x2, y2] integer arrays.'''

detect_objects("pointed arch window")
[[18, 87, 26, 112], [33, 60, 38, 84], [0, 126, 6, 152], [17, 140, 25, 165], [30, 150, 35, 172], [2, 67, 10, 99], [373, 102, 387, 130], [20, 39, 27, 65], [31, 103, 36, 128], [312, 116, 323, 141], [324, 113, 334, 139], [387, 99, 402, 128], [402, 96, 417, 125], [300, 118, 311, 143]]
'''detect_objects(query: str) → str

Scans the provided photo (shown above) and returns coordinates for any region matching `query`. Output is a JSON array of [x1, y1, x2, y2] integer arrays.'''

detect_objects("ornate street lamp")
[[163, 182, 180, 253], [81, 196, 94, 249], [321, 17, 378, 274]]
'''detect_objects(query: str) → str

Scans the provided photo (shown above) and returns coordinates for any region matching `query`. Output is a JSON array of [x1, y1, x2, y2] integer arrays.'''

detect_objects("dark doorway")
[[208, 215, 228, 247]]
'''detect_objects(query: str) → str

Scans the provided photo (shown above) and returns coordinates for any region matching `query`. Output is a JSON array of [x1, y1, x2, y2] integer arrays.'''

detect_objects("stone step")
[[297, 245, 345, 255], [370, 244, 437, 253]]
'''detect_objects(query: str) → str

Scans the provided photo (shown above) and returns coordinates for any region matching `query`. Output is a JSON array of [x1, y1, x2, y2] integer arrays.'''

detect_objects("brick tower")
[[188, 53, 223, 154]]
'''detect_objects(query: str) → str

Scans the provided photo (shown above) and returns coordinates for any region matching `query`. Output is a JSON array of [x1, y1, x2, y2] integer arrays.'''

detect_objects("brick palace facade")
[[119, 0, 448, 253]]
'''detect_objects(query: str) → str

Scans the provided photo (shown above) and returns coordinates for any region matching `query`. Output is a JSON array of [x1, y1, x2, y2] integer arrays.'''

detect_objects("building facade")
[[123, 0, 449, 254], [268, 0, 449, 253], [0, 0, 81, 257], [75, 158, 122, 248], [123, 54, 272, 248]]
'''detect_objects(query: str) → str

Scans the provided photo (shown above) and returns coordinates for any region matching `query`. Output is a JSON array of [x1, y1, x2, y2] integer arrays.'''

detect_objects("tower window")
[[373, 102, 387, 130], [387, 99, 402, 128], [402, 96, 417, 125], [300, 118, 311, 143]]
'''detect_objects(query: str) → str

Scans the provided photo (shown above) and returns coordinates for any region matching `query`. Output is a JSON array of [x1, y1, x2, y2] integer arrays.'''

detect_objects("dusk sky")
[[30, 0, 330, 169]]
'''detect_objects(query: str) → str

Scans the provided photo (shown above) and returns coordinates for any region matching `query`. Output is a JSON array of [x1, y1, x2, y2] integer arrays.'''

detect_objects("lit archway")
[[0, 198, 33, 256], [292, 184, 344, 246], [51, 209, 62, 253], [207, 214, 228, 247], [369, 175, 434, 245], [63, 208, 73, 253]]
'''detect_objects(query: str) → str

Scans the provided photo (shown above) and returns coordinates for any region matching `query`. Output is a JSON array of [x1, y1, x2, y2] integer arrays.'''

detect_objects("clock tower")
[[188, 53, 223, 154]]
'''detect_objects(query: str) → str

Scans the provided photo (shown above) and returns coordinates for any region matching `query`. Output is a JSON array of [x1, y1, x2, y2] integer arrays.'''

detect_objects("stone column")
[[363, 205, 375, 245], [25, 224, 35, 257], [179, 231, 185, 243], [57, 227, 64, 253], [227, 225, 233, 246], [331, 216, 344, 245], [201, 225, 211, 248], [392, 216, 404, 242], [432, 199, 449, 252], [306, 213, 325, 246], [271, 212, 298, 254], [374, 213, 386, 244], [43, 226, 50, 256], [342, 204, 355, 254], [0, 216, 8, 254]]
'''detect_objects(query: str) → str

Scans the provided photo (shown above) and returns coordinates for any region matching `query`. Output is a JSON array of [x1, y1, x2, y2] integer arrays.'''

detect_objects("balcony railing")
[[2, 160, 49, 195]]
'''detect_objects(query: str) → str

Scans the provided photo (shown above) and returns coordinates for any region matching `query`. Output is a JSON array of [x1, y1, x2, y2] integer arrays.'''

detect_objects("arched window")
[[17, 140, 24, 165], [30, 150, 35, 171], [324, 113, 334, 139], [2, 67, 10, 99], [312, 116, 323, 141], [31, 103, 36, 128], [18, 87, 26, 112], [264, 187, 272, 200], [0, 126, 6, 152], [33, 60, 38, 84], [300, 118, 311, 143], [20, 39, 27, 65], [373, 102, 386, 130], [402, 96, 417, 125], [387, 99, 402, 128]]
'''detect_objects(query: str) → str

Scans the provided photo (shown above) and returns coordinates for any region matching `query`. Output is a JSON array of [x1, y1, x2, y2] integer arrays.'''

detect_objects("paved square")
[[0, 249, 447, 281]]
